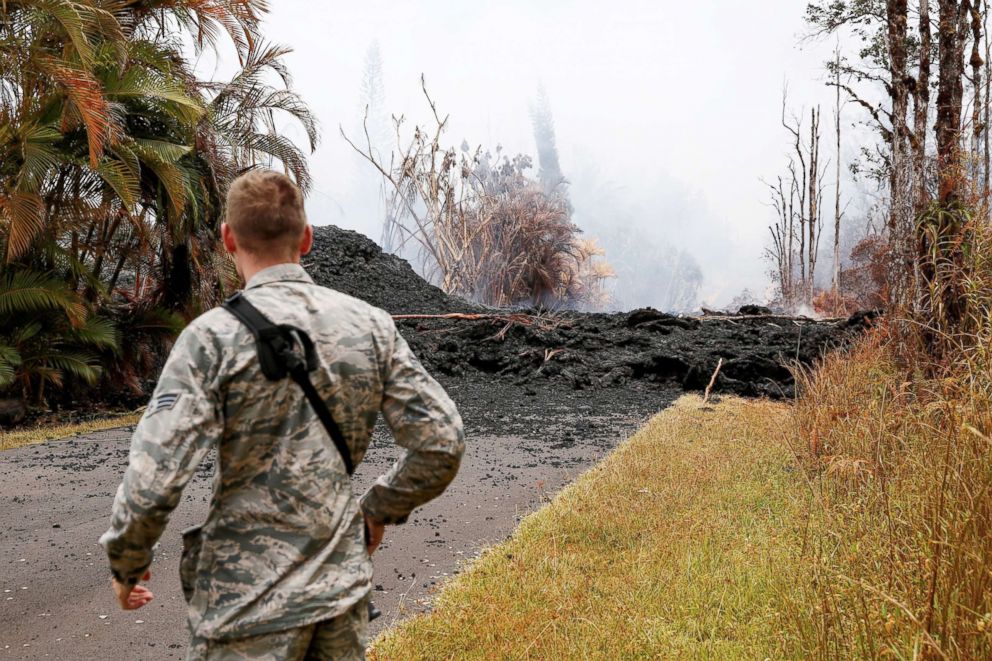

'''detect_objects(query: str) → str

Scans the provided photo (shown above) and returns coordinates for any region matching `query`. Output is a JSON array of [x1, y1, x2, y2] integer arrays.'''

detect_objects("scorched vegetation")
[[344, 78, 614, 311]]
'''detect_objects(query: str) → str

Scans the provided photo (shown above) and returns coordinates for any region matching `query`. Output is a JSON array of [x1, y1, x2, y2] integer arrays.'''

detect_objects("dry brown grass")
[[371, 395, 806, 660], [371, 316, 992, 659], [0, 412, 141, 451], [786, 321, 992, 659]]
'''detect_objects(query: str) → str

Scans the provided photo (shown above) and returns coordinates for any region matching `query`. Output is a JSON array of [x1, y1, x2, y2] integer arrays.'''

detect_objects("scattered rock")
[[626, 308, 669, 327], [700, 307, 728, 316], [738, 304, 773, 316], [637, 321, 674, 335], [844, 309, 882, 329]]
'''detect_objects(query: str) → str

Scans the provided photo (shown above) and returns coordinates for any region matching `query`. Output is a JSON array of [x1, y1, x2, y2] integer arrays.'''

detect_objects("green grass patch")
[[0, 412, 142, 451], [371, 395, 805, 660]]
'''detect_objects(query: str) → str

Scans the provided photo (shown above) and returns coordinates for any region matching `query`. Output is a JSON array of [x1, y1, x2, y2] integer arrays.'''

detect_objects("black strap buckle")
[[222, 291, 355, 475]]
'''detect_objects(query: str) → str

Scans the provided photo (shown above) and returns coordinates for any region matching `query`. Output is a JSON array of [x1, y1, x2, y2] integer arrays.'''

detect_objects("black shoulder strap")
[[222, 292, 355, 475]]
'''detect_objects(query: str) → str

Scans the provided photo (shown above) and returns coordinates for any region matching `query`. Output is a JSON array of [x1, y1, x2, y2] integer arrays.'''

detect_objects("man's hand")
[[364, 515, 385, 556], [112, 570, 154, 610]]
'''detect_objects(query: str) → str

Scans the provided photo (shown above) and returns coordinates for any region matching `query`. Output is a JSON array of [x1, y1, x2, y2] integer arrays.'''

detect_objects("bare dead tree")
[[766, 175, 796, 308], [834, 46, 846, 297], [914, 0, 934, 211], [968, 0, 986, 203], [766, 95, 827, 310], [781, 96, 810, 296], [985, 0, 991, 202], [808, 106, 826, 303]]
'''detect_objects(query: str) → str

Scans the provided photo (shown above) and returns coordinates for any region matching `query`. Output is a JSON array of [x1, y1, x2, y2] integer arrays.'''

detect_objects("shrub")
[[346, 81, 614, 310]]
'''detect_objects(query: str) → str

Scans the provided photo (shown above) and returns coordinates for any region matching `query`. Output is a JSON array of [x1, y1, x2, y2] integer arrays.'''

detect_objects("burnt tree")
[[767, 98, 826, 310]]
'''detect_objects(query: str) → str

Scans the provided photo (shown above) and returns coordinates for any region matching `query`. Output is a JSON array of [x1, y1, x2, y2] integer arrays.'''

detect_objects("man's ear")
[[221, 223, 238, 254], [299, 224, 313, 256]]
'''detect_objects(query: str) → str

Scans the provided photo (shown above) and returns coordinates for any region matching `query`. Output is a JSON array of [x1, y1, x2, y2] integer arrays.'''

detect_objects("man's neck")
[[239, 255, 300, 285]]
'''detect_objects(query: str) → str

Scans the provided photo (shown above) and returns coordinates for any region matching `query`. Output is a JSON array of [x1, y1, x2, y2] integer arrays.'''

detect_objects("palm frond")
[[35, 0, 97, 66], [183, 0, 267, 60], [94, 157, 140, 210], [41, 57, 112, 166], [133, 138, 195, 215], [24, 0, 126, 65], [237, 132, 311, 192], [134, 138, 193, 164], [69, 315, 119, 353], [0, 343, 22, 389], [1, 191, 45, 262], [18, 123, 63, 191], [10, 321, 42, 345], [254, 89, 319, 151], [48, 242, 108, 296], [0, 270, 86, 324], [44, 350, 102, 384], [228, 41, 293, 91], [105, 68, 205, 123], [117, 302, 185, 336]]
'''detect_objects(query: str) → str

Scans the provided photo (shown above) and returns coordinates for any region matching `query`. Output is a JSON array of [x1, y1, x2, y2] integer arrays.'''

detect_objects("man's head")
[[222, 170, 313, 276]]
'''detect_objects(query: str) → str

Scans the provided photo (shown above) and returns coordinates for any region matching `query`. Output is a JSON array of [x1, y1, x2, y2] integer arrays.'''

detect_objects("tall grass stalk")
[[786, 221, 992, 659]]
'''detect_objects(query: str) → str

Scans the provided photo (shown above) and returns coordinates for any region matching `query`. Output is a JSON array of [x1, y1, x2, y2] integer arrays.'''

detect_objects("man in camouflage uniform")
[[100, 170, 465, 660]]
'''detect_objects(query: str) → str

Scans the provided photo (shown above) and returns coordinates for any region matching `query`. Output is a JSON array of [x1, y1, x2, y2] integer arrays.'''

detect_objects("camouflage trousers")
[[185, 596, 369, 661]]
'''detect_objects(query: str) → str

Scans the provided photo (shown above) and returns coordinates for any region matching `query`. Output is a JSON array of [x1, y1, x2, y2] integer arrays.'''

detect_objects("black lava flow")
[[306, 225, 877, 400]]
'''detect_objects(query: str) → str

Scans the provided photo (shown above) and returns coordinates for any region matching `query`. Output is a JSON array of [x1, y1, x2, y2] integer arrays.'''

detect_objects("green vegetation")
[[371, 395, 806, 660], [0, 0, 316, 406]]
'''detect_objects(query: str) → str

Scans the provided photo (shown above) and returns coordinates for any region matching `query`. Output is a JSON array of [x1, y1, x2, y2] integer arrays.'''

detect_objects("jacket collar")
[[244, 263, 314, 290]]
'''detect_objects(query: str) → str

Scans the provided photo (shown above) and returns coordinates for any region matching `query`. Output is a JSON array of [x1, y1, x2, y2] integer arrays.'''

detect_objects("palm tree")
[[0, 0, 318, 406], [0, 270, 117, 402]]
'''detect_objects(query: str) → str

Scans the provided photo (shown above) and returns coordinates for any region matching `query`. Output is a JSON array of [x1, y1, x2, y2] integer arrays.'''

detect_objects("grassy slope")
[[372, 395, 804, 660]]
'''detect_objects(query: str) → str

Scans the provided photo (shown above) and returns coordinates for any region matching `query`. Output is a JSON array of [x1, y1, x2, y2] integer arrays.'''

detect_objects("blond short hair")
[[226, 170, 307, 256]]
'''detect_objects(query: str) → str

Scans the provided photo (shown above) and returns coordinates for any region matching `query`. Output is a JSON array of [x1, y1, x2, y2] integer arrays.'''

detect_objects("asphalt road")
[[1, 379, 671, 660]]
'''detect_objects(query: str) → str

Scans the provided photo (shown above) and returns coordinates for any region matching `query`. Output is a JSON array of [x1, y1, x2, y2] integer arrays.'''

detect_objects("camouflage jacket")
[[99, 263, 465, 640]]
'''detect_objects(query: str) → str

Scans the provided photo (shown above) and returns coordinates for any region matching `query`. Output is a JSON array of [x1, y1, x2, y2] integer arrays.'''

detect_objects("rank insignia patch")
[[150, 392, 181, 414]]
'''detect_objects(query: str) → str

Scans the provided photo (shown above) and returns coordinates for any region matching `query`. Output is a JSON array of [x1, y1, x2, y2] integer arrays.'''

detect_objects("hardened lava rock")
[[303, 225, 875, 400]]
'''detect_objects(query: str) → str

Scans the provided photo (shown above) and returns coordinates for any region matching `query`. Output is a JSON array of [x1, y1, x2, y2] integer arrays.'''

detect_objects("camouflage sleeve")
[[99, 324, 222, 584], [360, 324, 465, 525]]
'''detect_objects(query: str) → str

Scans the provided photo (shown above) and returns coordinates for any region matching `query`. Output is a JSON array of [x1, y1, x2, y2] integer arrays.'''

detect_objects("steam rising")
[[247, 0, 850, 309]]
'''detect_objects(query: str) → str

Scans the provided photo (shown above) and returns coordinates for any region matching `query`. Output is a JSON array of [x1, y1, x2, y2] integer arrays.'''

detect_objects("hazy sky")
[[216, 1, 855, 306]]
